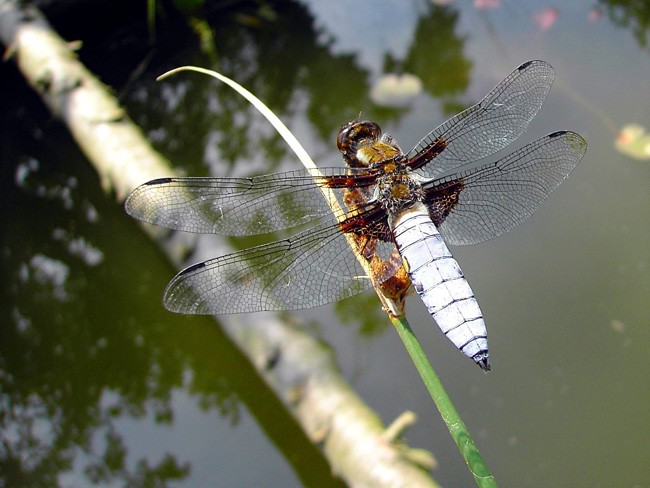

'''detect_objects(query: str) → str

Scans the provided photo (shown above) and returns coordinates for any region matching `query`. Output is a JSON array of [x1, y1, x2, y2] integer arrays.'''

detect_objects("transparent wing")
[[162, 216, 398, 314], [407, 60, 555, 179], [125, 168, 376, 236], [426, 131, 587, 246]]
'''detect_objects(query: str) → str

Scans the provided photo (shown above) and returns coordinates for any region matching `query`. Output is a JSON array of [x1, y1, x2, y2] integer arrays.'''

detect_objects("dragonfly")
[[126, 60, 587, 371]]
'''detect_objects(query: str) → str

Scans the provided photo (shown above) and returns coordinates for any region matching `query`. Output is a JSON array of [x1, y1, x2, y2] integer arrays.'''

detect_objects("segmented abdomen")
[[390, 203, 490, 370]]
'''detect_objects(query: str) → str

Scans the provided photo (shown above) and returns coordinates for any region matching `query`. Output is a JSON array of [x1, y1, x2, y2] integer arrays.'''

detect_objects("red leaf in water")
[[474, 0, 500, 10], [533, 7, 559, 32], [588, 8, 601, 23]]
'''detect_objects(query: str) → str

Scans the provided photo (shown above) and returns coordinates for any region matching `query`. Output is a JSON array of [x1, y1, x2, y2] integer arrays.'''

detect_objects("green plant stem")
[[391, 314, 497, 488]]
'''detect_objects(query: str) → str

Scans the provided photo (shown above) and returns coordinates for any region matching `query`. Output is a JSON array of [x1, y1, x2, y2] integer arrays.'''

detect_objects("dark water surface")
[[2, 1, 649, 486]]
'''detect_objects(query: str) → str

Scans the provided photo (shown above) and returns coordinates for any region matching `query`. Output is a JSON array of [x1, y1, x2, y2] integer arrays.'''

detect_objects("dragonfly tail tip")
[[474, 353, 491, 372]]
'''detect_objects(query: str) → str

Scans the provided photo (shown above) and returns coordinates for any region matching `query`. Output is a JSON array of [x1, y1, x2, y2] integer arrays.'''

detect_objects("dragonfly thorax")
[[357, 142, 400, 165], [336, 120, 424, 212], [376, 169, 424, 213]]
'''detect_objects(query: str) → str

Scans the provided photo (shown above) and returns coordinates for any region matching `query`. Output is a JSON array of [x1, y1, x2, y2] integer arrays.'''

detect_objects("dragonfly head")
[[337, 120, 383, 167]]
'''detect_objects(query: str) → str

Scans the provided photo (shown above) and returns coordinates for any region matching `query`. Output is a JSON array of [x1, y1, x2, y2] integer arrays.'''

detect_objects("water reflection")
[[599, 0, 650, 47], [1, 51, 344, 486], [0, 1, 482, 484], [5, 0, 412, 486], [7, 0, 649, 486], [122, 2, 472, 175], [2, 121, 192, 483]]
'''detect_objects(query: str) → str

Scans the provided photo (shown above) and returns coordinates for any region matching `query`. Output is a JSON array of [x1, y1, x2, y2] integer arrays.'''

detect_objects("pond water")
[[1, 1, 649, 487]]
